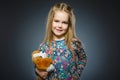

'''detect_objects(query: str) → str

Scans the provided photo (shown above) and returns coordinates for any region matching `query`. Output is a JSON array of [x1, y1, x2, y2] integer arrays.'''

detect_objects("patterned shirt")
[[39, 38, 87, 80]]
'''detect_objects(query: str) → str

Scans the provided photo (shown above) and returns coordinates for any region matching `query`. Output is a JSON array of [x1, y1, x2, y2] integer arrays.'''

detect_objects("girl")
[[33, 2, 87, 80]]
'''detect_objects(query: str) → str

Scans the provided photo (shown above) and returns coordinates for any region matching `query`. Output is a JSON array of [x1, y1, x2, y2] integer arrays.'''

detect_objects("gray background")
[[0, 0, 120, 80]]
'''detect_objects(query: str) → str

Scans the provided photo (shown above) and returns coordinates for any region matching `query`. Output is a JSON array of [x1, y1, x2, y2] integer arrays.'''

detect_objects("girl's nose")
[[58, 23, 62, 27]]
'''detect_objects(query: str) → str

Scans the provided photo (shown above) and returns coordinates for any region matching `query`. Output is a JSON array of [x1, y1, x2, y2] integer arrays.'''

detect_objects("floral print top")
[[39, 38, 87, 80]]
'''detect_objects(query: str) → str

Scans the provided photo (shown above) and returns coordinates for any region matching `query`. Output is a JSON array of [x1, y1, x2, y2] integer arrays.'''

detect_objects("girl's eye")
[[54, 20, 59, 22], [63, 21, 68, 24]]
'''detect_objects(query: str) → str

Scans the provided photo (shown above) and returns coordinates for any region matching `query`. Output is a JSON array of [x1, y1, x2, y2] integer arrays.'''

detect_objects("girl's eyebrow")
[[54, 19, 59, 22], [62, 21, 68, 23]]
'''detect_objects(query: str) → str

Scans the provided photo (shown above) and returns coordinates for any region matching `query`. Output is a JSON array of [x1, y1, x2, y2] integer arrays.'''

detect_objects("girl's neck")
[[53, 36, 65, 41]]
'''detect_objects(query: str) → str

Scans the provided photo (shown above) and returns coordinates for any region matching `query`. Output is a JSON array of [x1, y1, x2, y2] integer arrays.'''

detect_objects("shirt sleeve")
[[71, 38, 87, 77]]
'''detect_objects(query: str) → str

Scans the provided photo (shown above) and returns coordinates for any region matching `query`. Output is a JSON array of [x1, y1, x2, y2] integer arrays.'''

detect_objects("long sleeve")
[[71, 38, 87, 77]]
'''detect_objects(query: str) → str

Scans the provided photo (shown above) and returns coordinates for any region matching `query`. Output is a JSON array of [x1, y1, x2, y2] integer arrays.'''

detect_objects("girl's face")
[[52, 11, 69, 40]]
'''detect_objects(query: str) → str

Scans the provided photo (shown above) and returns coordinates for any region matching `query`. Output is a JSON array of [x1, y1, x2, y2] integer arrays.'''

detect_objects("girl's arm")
[[72, 38, 87, 77]]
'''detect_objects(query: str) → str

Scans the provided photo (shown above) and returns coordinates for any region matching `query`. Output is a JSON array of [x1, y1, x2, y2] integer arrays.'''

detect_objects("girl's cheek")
[[52, 22, 57, 27]]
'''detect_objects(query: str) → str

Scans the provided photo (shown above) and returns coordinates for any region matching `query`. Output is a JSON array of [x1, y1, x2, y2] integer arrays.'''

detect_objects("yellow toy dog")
[[32, 50, 55, 80]]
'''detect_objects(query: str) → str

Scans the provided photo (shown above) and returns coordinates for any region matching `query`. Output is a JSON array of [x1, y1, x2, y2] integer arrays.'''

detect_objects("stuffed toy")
[[32, 50, 55, 72]]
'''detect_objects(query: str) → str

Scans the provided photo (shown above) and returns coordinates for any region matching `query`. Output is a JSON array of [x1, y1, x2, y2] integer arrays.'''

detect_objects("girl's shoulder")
[[71, 37, 81, 44], [71, 37, 79, 41], [71, 37, 83, 48], [39, 41, 48, 49], [39, 41, 46, 46]]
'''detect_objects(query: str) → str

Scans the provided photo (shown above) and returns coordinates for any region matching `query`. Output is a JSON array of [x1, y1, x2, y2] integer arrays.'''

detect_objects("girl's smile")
[[56, 29, 63, 32]]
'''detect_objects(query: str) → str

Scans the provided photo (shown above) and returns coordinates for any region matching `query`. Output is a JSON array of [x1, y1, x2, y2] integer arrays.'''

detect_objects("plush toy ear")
[[32, 50, 40, 56], [32, 50, 40, 62]]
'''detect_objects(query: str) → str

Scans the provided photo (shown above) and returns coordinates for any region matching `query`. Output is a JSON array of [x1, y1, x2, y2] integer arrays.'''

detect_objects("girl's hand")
[[35, 68, 48, 79]]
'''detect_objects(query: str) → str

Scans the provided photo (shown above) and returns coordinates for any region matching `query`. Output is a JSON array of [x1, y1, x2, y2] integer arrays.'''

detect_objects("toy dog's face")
[[32, 50, 52, 71], [33, 51, 47, 58]]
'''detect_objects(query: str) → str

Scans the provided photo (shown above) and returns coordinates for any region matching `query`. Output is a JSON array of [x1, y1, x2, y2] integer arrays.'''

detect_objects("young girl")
[[33, 2, 87, 80]]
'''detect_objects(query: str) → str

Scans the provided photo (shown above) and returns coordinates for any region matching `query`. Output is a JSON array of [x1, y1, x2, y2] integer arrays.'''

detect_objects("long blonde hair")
[[44, 2, 77, 50]]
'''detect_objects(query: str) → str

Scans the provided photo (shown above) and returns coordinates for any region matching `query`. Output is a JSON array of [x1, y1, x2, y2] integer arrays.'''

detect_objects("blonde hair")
[[44, 2, 77, 50]]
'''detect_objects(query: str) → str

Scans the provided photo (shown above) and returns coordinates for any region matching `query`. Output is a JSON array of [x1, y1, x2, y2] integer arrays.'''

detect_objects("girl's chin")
[[53, 34, 65, 38], [54, 33, 63, 36], [54, 32, 62, 35]]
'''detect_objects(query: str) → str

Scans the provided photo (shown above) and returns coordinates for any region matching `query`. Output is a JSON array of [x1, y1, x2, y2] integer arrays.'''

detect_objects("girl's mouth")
[[56, 29, 63, 32]]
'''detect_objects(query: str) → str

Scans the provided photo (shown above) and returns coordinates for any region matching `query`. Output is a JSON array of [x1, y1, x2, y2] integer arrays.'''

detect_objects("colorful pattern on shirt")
[[39, 39, 87, 80]]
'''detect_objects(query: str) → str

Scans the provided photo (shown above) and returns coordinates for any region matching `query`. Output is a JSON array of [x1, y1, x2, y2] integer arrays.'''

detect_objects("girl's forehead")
[[54, 10, 69, 17], [53, 11, 69, 21]]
